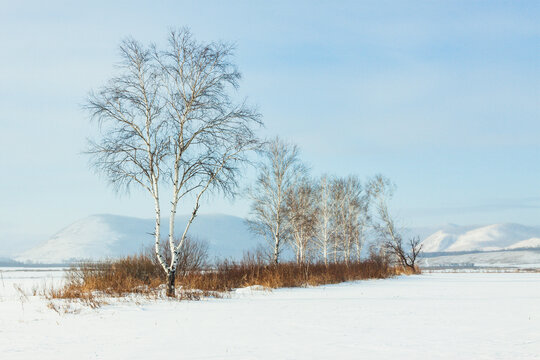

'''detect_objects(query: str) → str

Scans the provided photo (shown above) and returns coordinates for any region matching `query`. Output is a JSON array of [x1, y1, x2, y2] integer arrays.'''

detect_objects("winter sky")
[[1, 1, 539, 253]]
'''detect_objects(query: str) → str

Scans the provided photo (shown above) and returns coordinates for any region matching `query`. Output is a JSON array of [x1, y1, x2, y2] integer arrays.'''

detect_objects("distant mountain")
[[16, 216, 540, 267], [15, 214, 259, 264], [420, 223, 540, 253], [0, 257, 20, 266], [416, 223, 540, 268]]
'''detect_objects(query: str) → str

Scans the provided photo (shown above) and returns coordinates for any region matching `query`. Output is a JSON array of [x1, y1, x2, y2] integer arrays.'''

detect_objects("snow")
[[507, 238, 540, 250], [15, 214, 258, 264], [1, 268, 539, 359], [416, 224, 478, 252]]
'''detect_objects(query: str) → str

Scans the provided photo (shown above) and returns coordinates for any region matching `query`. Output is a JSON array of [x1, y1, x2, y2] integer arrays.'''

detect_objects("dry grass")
[[50, 251, 411, 305], [181, 259, 398, 292], [50, 254, 163, 299]]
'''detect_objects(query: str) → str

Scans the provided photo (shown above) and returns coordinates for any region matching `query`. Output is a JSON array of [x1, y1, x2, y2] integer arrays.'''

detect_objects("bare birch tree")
[[353, 178, 371, 262], [330, 179, 346, 263], [330, 176, 364, 264], [368, 175, 397, 260], [314, 175, 334, 265], [87, 29, 261, 296], [247, 137, 306, 264], [286, 179, 318, 264]]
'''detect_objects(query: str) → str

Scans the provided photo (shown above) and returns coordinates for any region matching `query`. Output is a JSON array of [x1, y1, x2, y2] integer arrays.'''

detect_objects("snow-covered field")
[[1, 268, 539, 359]]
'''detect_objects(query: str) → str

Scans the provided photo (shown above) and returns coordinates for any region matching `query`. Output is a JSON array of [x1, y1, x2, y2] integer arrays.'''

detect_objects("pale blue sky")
[[1, 1, 539, 254]]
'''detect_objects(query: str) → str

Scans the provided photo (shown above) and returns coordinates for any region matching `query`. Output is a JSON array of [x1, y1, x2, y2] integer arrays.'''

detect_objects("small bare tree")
[[247, 137, 307, 264], [383, 236, 423, 272], [369, 175, 422, 272], [87, 29, 261, 296]]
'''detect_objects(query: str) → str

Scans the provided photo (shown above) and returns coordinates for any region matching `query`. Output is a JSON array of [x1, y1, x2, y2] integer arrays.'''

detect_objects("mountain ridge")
[[15, 213, 259, 264], [420, 223, 540, 253], [13, 215, 540, 265]]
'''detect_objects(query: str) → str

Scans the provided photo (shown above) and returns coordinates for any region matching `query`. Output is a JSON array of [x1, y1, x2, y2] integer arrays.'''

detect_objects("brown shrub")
[[146, 237, 209, 278], [51, 248, 400, 304], [50, 237, 210, 301], [180, 257, 396, 292], [51, 254, 164, 299]]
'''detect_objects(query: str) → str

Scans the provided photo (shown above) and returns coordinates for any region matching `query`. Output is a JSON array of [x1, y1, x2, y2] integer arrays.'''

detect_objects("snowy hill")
[[420, 223, 540, 253], [417, 223, 540, 268], [15, 218, 540, 266], [15, 214, 259, 264]]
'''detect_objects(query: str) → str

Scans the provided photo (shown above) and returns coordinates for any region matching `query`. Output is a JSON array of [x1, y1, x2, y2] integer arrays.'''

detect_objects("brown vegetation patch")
[[49, 250, 416, 306]]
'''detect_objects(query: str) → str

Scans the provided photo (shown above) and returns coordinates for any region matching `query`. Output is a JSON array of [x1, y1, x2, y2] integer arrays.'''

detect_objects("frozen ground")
[[1, 269, 539, 359]]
